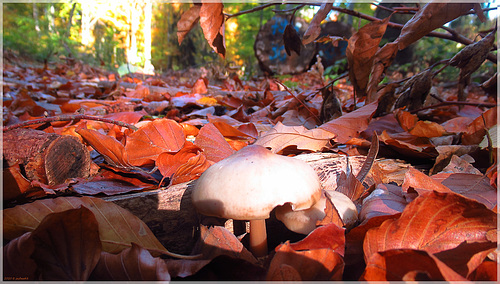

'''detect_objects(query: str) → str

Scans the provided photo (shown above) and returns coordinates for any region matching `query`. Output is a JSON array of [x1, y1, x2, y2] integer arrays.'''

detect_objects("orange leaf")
[[267, 241, 344, 281], [363, 191, 497, 260], [194, 123, 234, 163], [289, 223, 345, 256], [409, 120, 447, 138], [395, 109, 418, 132], [402, 167, 452, 195], [157, 143, 201, 178], [346, 17, 390, 98], [199, 2, 225, 57], [198, 225, 257, 265], [125, 118, 185, 166], [77, 127, 132, 168], [361, 249, 467, 281], [171, 152, 212, 185]]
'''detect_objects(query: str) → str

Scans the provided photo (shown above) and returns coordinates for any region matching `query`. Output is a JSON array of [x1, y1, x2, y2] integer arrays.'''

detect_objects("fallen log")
[[104, 153, 410, 254], [3, 128, 91, 185]]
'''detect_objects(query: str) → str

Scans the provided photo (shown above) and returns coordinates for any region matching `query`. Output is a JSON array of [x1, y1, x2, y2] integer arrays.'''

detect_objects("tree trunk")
[[143, 0, 154, 74], [3, 129, 92, 186]]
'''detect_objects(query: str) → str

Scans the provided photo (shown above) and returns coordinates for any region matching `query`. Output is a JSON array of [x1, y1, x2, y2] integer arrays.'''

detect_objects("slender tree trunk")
[[128, 1, 140, 64], [33, 3, 40, 35], [81, 1, 92, 46], [143, 0, 154, 74]]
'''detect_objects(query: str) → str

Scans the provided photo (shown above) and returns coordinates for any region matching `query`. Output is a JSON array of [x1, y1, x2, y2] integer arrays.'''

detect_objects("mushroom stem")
[[249, 219, 268, 257]]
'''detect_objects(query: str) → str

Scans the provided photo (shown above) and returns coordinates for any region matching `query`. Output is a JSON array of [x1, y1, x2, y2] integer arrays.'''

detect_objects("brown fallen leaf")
[[359, 183, 408, 223], [90, 243, 170, 281], [3, 232, 37, 280], [431, 172, 497, 210], [197, 225, 257, 264], [31, 207, 101, 281], [289, 223, 346, 257], [361, 249, 467, 281], [346, 16, 390, 98], [254, 122, 333, 153], [462, 106, 497, 145], [395, 2, 475, 50], [379, 130, 438, 159], [433, 241, 497, 278], [468, 260, 498, 281], [77, 127, 133, 169], [3, 196, 167, 256], [177, 4, 201, 45], [363, 191, 497, 259], [320, 102, 378, 144], [199, 2, 225, 57]]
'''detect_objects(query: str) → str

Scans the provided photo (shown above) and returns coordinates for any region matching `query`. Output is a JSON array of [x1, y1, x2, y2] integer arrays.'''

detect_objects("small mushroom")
[[275, 189, 358, 235], [191, 145, 321, 257]]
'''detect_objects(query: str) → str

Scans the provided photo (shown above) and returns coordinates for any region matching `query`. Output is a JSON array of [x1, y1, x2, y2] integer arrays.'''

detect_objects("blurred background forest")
[[3, 1, 497, 79]]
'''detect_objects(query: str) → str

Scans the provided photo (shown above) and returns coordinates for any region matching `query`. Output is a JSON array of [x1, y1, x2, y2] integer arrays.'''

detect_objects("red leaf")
[[194, 123, 234, 163]]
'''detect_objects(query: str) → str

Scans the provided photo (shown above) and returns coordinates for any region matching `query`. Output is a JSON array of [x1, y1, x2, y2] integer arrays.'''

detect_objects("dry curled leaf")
[[3, 232, 37, 281], [90, 243, 170, 281], [255, 122, 333, 153], [30, 207, 101, 281], [177, 4, 201, 45], [3, 196, 167, 255], [199, 2, 225, 57], [302, 2, 333, 45]]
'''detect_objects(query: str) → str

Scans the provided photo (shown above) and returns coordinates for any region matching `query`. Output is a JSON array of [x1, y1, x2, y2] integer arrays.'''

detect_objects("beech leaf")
[[30, 207, 101, 281], [361, 249, 467, 281], [302, 2, 333, 45], [396, 2, 475, 50], [254, 122, 333, 153], [3, 196, 167, 255], [125, 118, 186, 166], [3, 232, 37, 281], [177, 4, 201, 45], [90, 243, 170, 281], [77, 127, 132, 168], [199, 2, 225, 57], [363, 191, 497, 259], [194, 122, 235, 162]]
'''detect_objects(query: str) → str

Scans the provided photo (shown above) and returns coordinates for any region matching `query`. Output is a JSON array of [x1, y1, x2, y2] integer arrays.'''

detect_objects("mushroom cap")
[[192, 145, 321, 220]]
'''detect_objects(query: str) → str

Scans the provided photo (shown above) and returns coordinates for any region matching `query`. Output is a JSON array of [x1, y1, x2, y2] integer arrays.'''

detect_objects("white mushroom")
[[275, 189, 358, 235], [192, 145, 321, 257]]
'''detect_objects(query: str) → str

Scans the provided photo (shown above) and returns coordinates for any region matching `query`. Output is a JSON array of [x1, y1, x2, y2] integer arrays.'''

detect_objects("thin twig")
[[409, 101, 497, 114], [225, 2, 278, 19], [3, 114, 139, 132]]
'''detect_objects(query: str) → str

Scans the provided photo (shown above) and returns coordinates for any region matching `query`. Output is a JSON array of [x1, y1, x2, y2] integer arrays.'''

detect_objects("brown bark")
[[3, 128, 91, 185]]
